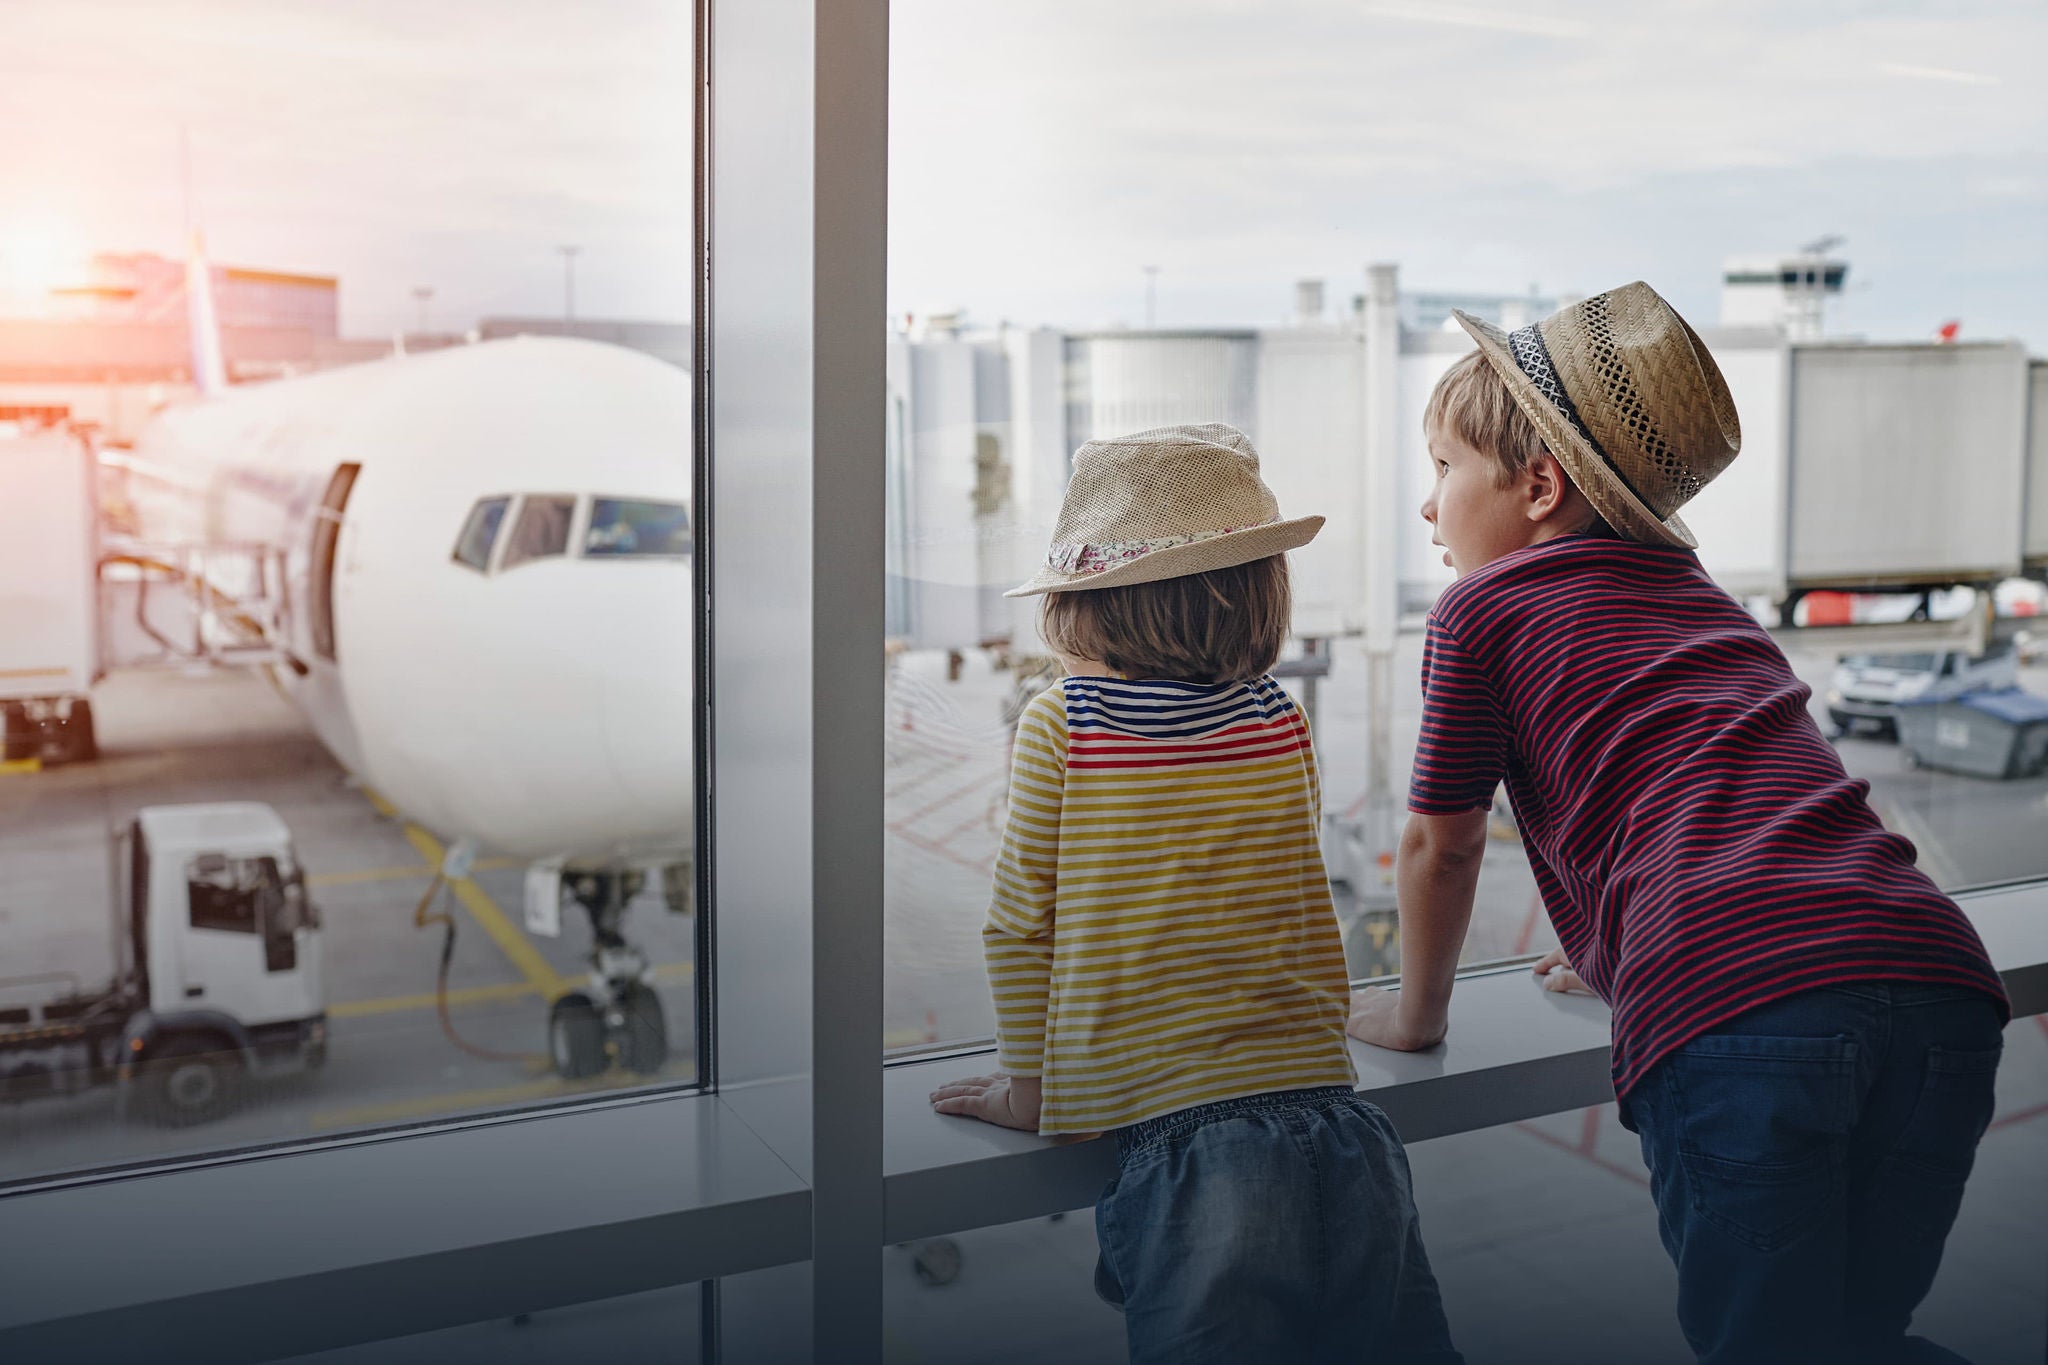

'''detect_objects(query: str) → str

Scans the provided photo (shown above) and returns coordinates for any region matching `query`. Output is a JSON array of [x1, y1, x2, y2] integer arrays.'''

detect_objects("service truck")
[[0, 802, 327, 1125]]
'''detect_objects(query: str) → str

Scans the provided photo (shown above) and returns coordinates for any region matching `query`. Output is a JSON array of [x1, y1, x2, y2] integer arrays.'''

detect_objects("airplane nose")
[[340, 558, 694, 859]]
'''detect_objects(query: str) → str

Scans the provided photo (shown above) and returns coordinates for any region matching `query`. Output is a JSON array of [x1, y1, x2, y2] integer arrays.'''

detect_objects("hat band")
[[1046, 518, 1273, 577], [1506, 324, 1654, 511]]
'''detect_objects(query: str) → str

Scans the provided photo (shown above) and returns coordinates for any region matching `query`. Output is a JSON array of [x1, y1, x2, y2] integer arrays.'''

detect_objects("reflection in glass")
[[585, 497, 692, 558], [501, 494, 577, 570]]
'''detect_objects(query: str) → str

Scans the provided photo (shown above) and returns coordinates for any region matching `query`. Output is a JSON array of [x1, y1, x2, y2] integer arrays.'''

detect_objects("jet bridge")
[[0, 425, 300, 767]]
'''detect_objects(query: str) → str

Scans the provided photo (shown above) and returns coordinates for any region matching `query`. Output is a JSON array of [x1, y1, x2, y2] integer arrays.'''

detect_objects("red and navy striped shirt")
[[1409, 535, 2009, 1098]]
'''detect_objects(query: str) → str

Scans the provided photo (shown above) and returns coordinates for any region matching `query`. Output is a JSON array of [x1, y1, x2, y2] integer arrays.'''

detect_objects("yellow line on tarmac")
[[309, 857, 520, 888], [327, 961, 694, 1021], [308, 1063, 698, 1132], [360, 789, 566, 999]]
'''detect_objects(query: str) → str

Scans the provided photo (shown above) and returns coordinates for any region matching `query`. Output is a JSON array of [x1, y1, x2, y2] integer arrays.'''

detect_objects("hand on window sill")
[[1346, 986, 1448, 1052], [929, 1071, 1043, 1132], [1532, 948, 1594, 997]]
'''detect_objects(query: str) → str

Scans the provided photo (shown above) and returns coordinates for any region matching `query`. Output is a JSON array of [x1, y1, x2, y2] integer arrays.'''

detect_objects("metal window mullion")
[[810, 0, 889, 1359]]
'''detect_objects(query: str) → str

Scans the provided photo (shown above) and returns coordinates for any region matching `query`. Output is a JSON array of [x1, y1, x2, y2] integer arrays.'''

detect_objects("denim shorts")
[[1094, 1085, 1463, 1365]]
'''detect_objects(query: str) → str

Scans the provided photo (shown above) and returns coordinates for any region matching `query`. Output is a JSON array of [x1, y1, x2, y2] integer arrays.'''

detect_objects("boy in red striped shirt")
[[1346, 282, 2009, 1365]]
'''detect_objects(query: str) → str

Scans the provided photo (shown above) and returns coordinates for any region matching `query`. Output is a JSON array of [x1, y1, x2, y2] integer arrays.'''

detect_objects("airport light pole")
[[557, 244, 581, 321], [411, 286, 433, 336]]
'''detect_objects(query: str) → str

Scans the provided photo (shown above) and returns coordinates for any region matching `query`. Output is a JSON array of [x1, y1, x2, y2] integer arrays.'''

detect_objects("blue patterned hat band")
[[1505, 324, 1652, 509]]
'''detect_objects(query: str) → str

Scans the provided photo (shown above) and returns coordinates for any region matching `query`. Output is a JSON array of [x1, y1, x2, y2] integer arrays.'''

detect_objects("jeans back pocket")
[[1662, 1032, 1859, 1254]]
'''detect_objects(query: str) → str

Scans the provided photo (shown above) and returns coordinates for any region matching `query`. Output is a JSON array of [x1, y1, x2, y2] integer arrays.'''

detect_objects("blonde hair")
[[1424, 350, 1615, 534], [1039, 556, 1290, 684]]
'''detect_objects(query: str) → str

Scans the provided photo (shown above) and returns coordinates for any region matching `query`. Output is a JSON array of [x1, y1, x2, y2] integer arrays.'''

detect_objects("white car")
[[1826, 646, 2019, 739]]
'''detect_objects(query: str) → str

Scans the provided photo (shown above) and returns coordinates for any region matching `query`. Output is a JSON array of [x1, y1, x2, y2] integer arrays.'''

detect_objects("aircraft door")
[[308, 463, 361, 662]]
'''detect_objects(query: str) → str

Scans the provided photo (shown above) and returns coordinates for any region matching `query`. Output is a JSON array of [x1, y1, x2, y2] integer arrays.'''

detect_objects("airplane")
[[115, 235, 695, 1079]]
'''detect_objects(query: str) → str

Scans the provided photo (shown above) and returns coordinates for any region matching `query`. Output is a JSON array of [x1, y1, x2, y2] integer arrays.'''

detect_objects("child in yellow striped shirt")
[[930, 424, 1461, 1364]]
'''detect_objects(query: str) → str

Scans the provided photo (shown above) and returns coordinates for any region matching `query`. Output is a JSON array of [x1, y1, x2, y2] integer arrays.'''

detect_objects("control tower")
[[1720, 237, 1848, 339]]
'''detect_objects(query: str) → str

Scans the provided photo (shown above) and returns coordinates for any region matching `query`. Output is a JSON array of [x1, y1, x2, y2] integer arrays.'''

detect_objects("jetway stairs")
[[97, 540, 304, 676]]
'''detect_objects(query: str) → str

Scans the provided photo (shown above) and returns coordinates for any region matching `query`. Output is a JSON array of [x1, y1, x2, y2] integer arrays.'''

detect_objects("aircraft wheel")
[[619, 983, 668, 1075], [549, 992, 607, 1079], [138, 1035, 243, 1126]]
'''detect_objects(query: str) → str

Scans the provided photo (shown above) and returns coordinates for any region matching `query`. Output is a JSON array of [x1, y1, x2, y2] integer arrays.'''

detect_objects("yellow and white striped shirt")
[[986, 675, 1355, 1135]]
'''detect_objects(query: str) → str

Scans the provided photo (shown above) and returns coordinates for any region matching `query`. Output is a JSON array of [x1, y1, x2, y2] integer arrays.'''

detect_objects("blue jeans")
[[1620, 982, 2004, 1365], [1094, 1085, 1463, 1365]]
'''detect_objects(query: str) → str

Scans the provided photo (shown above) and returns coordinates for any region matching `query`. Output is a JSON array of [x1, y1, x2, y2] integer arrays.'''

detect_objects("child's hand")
[[930, 1072, 1043, 1132], [1346, 986, 1448, 1051], [1532, 948, 1594, 996]]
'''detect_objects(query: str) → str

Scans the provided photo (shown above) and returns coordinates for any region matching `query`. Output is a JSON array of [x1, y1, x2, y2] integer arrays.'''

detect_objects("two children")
[[934, 283, 2009, 1364], [929, 424, 1462, 1363]]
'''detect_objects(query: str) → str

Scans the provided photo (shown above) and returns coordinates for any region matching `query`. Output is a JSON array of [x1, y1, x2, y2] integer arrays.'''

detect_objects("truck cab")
[[1826, 645, 2020, 739], [117, 803, 327, 1123]]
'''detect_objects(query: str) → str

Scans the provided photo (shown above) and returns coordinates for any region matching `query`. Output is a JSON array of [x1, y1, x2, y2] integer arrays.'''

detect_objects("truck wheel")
[[139, 1036, 242, 1126], [549, 992, 607, 1079], [620, 983, 668, 1075], [62, 701, 97, 764]]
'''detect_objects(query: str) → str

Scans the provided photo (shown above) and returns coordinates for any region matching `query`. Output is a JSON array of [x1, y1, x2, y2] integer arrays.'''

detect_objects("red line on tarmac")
[[1341, 789, 1370, 820], [885, 747, 975, 801], [1578, 1103, 1602, 1153], [1989, 1101, 2048, 1131], [933, 802, 998, 848], [895, 767, 1002, 830], [888, 821, 997, 878], [1511, 1107, 1650, 1189]]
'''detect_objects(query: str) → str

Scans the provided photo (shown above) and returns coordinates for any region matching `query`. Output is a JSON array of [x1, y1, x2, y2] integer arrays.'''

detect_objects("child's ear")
[[1524, 452, 1571, 522]]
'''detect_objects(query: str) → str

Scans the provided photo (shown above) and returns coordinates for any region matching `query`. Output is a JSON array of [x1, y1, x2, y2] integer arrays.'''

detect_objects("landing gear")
[[544, 868, 671, 1080]]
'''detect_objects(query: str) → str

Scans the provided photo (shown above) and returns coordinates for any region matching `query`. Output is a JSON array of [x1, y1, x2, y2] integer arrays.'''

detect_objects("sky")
[[0, 0, 2041, 347]]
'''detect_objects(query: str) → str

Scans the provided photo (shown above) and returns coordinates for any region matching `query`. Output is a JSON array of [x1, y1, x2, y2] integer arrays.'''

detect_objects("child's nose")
[[1419, 492, 1436, 522]]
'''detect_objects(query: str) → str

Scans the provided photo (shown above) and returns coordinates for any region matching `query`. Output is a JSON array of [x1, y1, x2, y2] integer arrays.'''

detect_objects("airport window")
[[0, 1, 701, 1190], [882, 1, 2048, 1054], [453, 496, 511, 572], [500, 494, 578, 570], [585, 497, 692, 558]]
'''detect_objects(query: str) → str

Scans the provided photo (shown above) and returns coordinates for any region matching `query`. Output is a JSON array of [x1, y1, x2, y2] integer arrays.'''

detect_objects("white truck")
[[0, 802, 327, 1125]]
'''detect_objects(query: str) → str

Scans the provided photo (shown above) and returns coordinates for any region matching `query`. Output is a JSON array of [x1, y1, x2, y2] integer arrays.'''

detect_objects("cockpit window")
[[584, 498, 691, 558], [501, 494, 577, 570], [452, 496, 510, 571]]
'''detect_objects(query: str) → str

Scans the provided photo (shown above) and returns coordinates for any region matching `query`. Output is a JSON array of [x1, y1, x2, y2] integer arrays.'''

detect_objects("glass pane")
[[885, 2, 2046, 1050], [452, 496, 510, 572], [501, 494, 577, 570], [586, 497, 692, 558], [0, 1, 699, 1186]]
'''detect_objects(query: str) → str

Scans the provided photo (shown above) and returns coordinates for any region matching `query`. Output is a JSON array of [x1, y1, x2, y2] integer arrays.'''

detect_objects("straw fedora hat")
[[1452, 281, 1740, 548], [1006, 423, 1322, 597]]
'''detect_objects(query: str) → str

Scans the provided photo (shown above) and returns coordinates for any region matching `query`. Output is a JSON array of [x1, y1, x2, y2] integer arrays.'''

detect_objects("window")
[[585, 497, 692, 558], [884, 0, 2048, 1050], [186, 855, 281, 935], [0, 1, 701, 1190], [501, 494, 578, 570], [453, 496, 511, 571]]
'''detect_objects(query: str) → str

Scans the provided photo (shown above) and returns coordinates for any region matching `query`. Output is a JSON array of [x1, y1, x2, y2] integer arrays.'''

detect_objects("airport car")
[[1826, 646, 2019, 739]]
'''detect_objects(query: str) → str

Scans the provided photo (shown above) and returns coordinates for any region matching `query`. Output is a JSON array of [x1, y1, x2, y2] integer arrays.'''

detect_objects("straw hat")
[[1006, 423, 1322, 597], [1453, 281, 1741, 548]]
